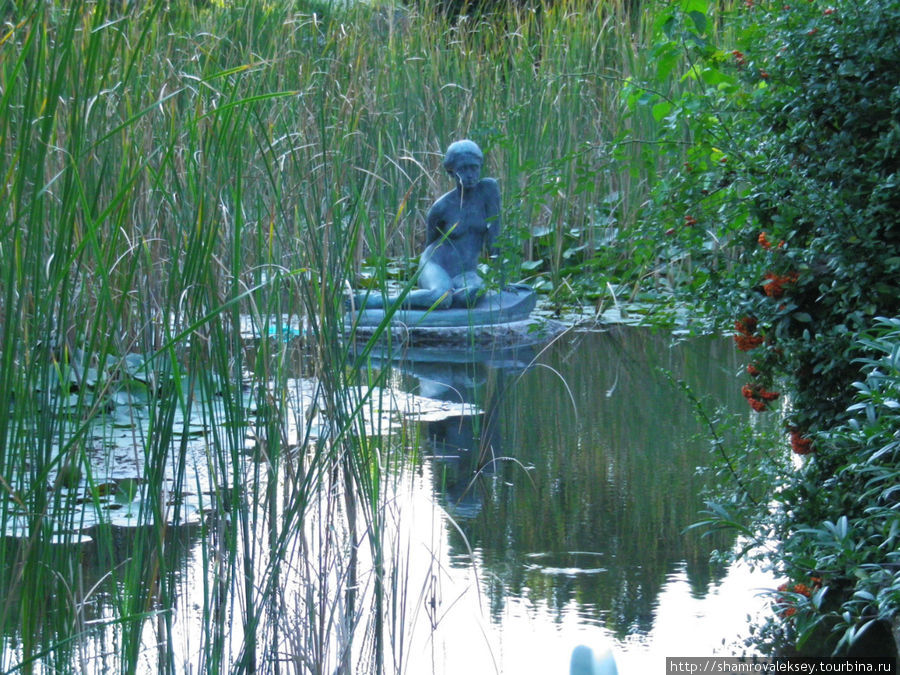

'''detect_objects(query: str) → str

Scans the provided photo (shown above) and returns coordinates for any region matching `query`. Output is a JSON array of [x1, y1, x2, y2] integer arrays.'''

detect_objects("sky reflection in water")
[[0, 326, 777, 672], [390, 327, 775, 672]]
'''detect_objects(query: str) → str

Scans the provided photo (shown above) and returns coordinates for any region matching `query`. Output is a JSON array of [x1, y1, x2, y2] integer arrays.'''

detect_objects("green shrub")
[[772, 319, 900, 655], [628, 0, 900, 655], [636, 0, 900, 434]]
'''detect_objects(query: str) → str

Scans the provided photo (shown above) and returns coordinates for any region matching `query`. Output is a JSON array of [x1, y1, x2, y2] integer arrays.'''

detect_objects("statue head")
[[443, 140, 483, 190]]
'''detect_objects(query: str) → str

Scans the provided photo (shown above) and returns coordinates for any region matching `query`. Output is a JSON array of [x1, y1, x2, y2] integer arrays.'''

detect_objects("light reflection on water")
[[0, 325, 778, 672], [386, 326, 775, 672], [380, 464, 772, 674]]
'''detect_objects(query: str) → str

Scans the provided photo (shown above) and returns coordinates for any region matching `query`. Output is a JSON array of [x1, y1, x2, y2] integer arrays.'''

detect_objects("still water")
[[367, 326, 774, 672], [1, 326, 777, 672]]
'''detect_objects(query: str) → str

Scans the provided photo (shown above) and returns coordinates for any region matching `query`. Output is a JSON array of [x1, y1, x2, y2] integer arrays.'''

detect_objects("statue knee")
[[350, 292, 384, 311], [432, 290, 453, 310]]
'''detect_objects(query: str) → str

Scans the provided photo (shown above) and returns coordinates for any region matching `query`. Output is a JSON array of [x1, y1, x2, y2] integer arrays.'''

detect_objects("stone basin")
[[345, 283, 564, 348]]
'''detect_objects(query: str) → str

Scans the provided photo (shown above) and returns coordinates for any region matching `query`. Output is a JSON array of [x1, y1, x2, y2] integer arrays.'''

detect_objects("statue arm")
[[425, 195, 454, 245], [483, 178, 501, 257], [425, 203, 442, 245]]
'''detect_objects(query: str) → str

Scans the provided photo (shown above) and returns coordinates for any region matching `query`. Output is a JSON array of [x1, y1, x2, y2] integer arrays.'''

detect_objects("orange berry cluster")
[[790, 428, 814, 455], [734, 316, 764, 352], [763, 271, 799, 299], [775, 577, 822, 618], [757, 231, 784, 251], [742, 383, 780, 412]]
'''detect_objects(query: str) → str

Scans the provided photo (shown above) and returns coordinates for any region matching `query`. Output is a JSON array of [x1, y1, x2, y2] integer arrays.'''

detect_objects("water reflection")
[[1, 522, 200, 672], [0, 326, 771, 672], [383, 326, 766, 665], [385, 345, 534, 521]]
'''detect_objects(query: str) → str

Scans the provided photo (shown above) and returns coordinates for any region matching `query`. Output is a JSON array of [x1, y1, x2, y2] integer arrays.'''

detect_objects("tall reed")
[[0, 0, 668, 671]]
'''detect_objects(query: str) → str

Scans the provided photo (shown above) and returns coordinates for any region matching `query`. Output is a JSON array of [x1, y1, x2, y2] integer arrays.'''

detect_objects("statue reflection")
[[383, 345, 535, 520]]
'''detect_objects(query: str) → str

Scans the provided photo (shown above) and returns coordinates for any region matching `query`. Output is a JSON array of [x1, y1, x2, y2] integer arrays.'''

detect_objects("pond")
[[0, 324, 775, 673], [372, 326, 774, 673]]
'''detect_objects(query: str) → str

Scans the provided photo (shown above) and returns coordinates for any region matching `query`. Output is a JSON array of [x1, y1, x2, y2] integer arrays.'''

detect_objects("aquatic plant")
[[0, 0, 394, 670], [0, 0, 680, 670]]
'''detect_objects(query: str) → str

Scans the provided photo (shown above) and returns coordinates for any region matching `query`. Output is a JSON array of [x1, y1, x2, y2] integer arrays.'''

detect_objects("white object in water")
[[570, 645, 618, 675]]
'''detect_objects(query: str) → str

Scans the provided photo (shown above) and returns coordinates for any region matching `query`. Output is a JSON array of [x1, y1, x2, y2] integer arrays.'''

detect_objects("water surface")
[[383, 327, 773, 672], [0, 325, 775, 672]]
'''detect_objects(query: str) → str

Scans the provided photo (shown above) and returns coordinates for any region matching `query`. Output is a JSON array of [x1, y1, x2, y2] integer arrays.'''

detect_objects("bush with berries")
[[627, 0, 900, 656]]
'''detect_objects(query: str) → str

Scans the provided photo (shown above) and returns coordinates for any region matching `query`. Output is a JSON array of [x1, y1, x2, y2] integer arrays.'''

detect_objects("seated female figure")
[[353, 139, 500, 311]]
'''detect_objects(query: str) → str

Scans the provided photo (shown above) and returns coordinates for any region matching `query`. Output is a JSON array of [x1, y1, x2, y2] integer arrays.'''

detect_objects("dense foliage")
[[0, 0, 664, 670], [631, 0, 900, 655], [3, 0, 897, 665]]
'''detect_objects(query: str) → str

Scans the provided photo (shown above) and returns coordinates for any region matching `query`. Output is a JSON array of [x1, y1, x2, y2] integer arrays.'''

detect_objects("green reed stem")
[[0, 0, 674, 671]]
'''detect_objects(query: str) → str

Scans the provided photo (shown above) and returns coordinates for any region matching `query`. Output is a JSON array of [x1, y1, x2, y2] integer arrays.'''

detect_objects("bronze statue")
[[352, 139, 500, 310]]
